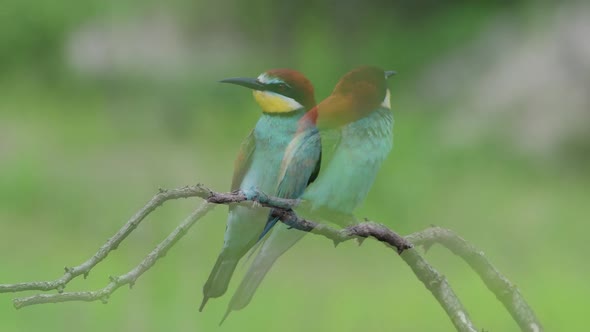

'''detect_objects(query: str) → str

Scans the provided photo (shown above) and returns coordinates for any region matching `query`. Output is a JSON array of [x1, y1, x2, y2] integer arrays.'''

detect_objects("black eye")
[[267, 82, 292, 97]]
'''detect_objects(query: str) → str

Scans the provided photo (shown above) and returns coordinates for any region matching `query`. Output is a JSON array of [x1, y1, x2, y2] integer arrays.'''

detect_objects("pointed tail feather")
[[200, 252, 240, 311], [219, 307, 232, 326], [226, 259, 270, 312], [199, 297, 209, 312], [226, 225, 307, 314]]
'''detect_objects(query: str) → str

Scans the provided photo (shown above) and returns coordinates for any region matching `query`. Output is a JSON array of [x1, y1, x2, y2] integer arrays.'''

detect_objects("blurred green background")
[[1, 1, 589, 331]]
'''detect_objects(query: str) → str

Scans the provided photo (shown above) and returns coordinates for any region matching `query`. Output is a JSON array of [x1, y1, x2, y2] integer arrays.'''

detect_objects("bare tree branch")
[[0, 185, 542, 332], [264, 210, 477, 332], [407, 227, 543, 332], [12, 202, 213, 309], [400, 249, 478, 332], [0, 185, 215, 294], [0, 184, 296, 296]]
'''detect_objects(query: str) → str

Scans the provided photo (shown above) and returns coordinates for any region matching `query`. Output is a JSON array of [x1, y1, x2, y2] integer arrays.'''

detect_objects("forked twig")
[[407, 227, 542, 332], [11, 202, 213, 309], [0, 185, 215, 294]]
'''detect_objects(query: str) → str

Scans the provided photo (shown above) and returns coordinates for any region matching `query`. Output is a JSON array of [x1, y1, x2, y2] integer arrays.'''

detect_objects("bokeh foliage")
[[1, 1, 588, 331]]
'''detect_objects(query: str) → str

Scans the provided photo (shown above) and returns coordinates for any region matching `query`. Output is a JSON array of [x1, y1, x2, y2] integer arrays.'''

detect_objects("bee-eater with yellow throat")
[[200, 69, 317, 311]]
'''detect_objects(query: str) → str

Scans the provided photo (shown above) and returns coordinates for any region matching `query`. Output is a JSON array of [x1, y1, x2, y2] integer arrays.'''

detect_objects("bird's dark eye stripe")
[[272, 82, 290, 89], [265, 82, 292, 95]]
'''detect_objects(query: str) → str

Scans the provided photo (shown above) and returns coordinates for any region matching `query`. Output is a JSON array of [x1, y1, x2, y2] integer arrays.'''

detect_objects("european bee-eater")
[[200, 69, 316, 311], [224, 66, 395, 318]]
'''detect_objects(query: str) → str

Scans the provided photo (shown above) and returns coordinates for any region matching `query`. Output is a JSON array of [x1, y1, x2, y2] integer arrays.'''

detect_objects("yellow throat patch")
[[253, 90, 303, 113]]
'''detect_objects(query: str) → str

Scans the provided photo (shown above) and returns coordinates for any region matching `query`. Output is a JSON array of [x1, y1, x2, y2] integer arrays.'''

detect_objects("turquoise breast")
[[303, 106, 393, 214]]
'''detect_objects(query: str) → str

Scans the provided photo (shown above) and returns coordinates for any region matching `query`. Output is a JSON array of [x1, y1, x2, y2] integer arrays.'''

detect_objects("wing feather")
[[257, 127, 321, 239], [231, 130, 256, 191]]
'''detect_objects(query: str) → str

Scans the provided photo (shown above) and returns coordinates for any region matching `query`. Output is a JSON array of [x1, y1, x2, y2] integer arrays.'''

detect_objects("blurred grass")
[[1, 1, 589, 331]]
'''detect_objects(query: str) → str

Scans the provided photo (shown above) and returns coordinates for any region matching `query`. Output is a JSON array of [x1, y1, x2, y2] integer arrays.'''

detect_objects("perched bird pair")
[[200, 66, 395, 322]]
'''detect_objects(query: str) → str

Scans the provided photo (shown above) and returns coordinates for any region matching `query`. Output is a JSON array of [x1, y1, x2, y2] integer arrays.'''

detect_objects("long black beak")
[[385, 70, 397, 79], [219, 77, 265, 90]]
